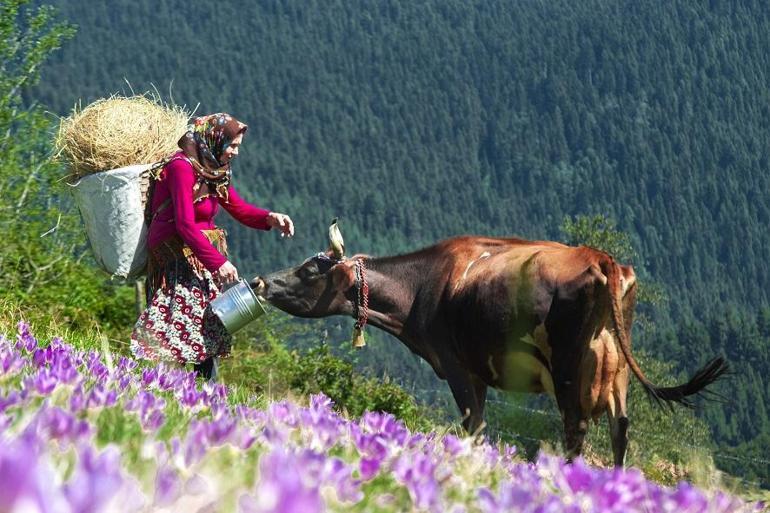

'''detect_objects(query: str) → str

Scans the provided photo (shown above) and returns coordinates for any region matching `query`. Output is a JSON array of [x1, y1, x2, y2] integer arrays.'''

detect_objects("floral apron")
[[130, 229, 232, 365]]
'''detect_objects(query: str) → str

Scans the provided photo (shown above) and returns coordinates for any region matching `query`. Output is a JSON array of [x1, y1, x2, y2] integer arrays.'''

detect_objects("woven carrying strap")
[[143, 155, 193, 225]]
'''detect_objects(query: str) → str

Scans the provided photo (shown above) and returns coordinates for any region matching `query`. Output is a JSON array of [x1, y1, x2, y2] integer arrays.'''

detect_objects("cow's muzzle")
[[250, 276, 266, 296]]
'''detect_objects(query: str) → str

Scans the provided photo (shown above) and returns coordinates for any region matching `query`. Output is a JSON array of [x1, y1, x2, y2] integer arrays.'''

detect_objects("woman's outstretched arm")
[[219, 186, 272, 230]]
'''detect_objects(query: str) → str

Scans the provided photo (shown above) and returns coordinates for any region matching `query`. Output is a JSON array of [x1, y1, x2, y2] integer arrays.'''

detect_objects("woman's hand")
[[267, 212, 295, 238], [215, 261, 239, 286]]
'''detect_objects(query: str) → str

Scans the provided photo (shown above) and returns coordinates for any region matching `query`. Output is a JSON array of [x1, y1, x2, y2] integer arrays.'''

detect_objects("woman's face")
[[220, 133, 244, 165]]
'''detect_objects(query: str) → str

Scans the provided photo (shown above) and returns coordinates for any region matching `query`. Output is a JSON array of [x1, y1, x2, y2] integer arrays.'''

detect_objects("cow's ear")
[[330, 261, 356, 290]]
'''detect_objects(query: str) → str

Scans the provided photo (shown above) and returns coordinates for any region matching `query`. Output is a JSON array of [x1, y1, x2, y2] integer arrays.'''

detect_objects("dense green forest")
[[22, 0, 770, 486]]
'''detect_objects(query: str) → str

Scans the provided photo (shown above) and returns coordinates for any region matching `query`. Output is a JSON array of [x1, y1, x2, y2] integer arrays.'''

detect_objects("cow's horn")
[[329, 218, 345, 259]]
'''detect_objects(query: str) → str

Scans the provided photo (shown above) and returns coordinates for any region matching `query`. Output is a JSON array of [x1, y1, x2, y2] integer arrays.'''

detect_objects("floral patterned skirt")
[[130, 230, 232, 365]]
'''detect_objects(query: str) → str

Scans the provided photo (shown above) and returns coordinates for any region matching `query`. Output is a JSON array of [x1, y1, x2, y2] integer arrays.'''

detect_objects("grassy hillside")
[[1, 311, 767, 510]]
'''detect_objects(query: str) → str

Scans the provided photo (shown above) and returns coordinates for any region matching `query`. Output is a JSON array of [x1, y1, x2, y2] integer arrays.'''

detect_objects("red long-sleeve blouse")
[[147, 152, 271, 272]]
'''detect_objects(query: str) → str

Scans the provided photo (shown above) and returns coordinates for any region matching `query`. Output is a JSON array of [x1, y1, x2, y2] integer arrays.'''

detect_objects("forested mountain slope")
[[28, 0, 770, 486]]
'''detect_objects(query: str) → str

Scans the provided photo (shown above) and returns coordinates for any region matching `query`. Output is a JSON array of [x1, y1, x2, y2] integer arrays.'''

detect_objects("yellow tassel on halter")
[[352, 326, 366, 349]]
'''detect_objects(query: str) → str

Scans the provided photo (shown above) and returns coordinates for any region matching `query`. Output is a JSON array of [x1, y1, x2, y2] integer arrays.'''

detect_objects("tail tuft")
[[648, 357, 729, 409]]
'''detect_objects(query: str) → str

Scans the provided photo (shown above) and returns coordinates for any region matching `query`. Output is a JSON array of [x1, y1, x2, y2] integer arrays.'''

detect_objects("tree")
[[561, 214, 635, 263], [0, 1, 132, 336]]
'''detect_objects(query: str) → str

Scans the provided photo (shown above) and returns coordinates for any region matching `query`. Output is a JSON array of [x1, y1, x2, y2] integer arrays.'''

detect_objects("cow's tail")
[[603, 260, 728, 409]]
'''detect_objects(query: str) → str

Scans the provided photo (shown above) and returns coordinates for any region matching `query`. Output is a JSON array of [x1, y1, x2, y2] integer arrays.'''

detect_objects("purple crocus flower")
[[184, 472, 211, 497], [183, 420, 210, 466], [154, 464, 182, 507], [322, 457, 363, 503], [142, 409, 166, 432], [207, 414, 238, 445], [268, 401, 299, 427], [666, 480, 735, 513], [393, 450, 442, 512], [124, 390, 167, 431], [258, 447, 360, 504], [141, 368, 158, 387], [117, 356, 137, 373], [235, 404, 267, 425], [299, 406, 344, 451], [116, 373, 132, 392], [309, 393, 333, 412], [262, 421, 291, 446], [31, 347, 48, 368], [0, 346, 24, 375], [595, 467, 650, 511], [209, 401, 231, 419], [169, 436, 182, 462], [478, 481, 541, 513], [178, 384, 202, 409], [237, 429, 258, 451], [125, 390, 160, 414], [239, 448, 324, 513], [406, 432, 428, 450], [353, 431, 389, 466], [536, 495, 582, 513], [0, 436, 70, 512], [85, 351, 109, 382], [25, 367, 58, 395], [86, 384, 118, 408], [15, 321, 38, 352], [51, 356, 80, 384], [33, 405, 91, 445], [360, 410, 410, 446], [70, 385, 87, 412], [359, 457, 382, 480], [561, 457, 595, 494], [477, 487, 499, 513], [158, 368, 195, 393], [0, 390, 22, 413], [202, 381, 230, 404], [63, 445, 126, 513], [442, 434, 466, 458]]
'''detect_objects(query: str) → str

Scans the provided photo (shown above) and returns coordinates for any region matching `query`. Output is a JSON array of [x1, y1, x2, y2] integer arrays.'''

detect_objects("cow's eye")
[[297, 266, 316, 282], [313, 257, 336, 273]]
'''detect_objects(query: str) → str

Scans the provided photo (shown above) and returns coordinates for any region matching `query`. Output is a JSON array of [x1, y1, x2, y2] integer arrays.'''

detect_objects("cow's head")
[[250, 219, 357, 318]]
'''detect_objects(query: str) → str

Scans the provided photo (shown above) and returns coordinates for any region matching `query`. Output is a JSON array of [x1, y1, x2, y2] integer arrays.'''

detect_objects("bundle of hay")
[[58, 94, 191, 279], [55, 94, 190, 178]]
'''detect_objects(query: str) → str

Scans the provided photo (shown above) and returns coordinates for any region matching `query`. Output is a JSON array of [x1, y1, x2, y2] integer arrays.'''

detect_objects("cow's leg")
[[549, 280, 604, 463], [607, 363, 630, 466], [608, 278, 635, 467], [443, 360, 487, 433], [555, 383, 589, 462], [551, 322, 593, 462], [566, 420, 589, 462], [473, 378, 488, 431], [607, 410, 629, 467]]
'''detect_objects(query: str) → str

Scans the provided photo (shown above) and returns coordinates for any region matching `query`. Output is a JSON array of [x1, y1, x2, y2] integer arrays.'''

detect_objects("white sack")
[[69, 164, 153, 279]]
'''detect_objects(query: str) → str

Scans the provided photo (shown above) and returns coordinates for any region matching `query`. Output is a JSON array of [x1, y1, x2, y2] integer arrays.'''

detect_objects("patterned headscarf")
[[177, 113, 248, 202]]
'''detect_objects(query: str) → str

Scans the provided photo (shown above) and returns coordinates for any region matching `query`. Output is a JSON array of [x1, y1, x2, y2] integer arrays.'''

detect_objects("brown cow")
[[251, 221, 727, 465]]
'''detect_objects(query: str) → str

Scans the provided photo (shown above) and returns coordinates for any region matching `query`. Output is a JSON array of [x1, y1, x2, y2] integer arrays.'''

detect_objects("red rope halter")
[[354, 258, 369, 331]]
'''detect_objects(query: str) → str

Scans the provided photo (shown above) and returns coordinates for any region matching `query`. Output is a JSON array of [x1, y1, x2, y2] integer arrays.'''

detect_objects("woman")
[[130, 113, 293, 380]]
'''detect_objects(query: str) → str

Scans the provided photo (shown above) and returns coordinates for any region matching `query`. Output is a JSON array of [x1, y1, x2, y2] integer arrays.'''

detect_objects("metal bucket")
[[209, 279, 266, 334]]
